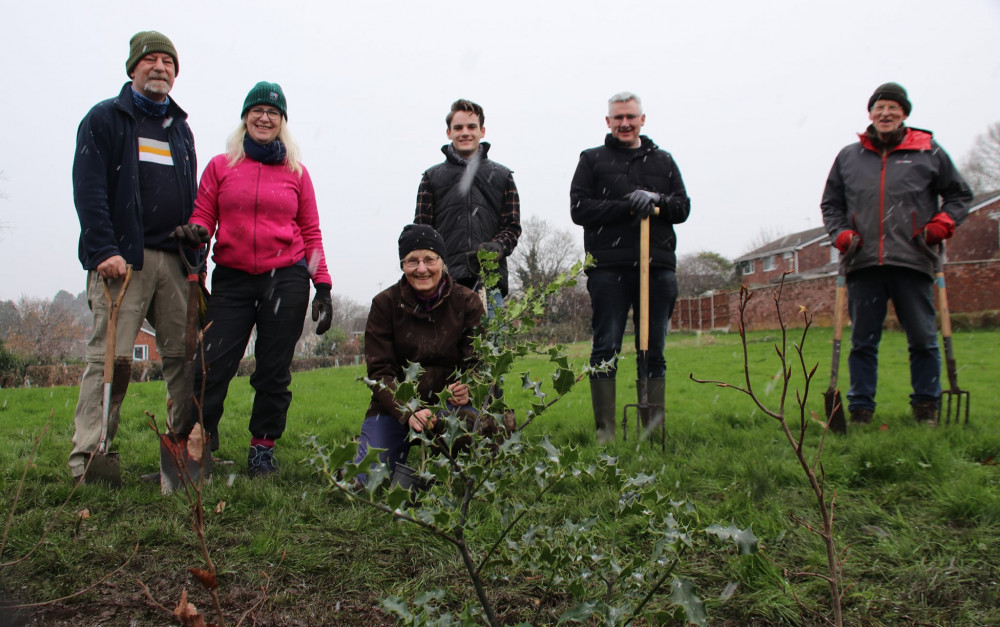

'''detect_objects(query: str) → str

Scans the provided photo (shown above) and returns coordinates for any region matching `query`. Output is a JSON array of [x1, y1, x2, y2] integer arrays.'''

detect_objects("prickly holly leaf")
[[402, 361, 423, 383], [668, 577, 707, 626], [385, 484, 410, 511], [394, 381, 417, 403], [188, 567, 218, 590], [521, 373, 544, 399], [546, 347, 570, 370], [493, 350, 515, 377], [539, 436, 561, 463], [327, 441, 360, 472], [705, 523, 758, 555], [558, 600, 597, 623], [381, 596, 413, 621], [551, 367, 576, 396]]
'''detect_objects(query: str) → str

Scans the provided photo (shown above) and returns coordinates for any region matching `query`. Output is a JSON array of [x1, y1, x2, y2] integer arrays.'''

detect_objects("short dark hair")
[[446, 99, 485, 128]]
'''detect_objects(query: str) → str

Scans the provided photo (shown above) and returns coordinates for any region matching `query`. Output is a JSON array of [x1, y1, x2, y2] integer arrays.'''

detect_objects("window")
[[782, 252, 793, 262], [742, 259, 755, 275], [133, 345, 149, 361], [763, 255, 776, 271], [829, 246, 839, 264]]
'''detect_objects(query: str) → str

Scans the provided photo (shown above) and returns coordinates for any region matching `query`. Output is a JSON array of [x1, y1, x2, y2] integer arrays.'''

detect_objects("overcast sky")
[[2, 0, 998, 305]]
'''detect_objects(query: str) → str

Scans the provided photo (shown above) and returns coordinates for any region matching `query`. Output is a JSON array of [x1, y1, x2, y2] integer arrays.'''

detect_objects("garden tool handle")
[[101, 266, 133, 385], [638, 207, 660, 352]]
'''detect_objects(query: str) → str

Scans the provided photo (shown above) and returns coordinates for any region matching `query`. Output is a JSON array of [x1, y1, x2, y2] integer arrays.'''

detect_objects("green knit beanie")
[[241, 82, 288, 120], [126, 31, 179, 76]]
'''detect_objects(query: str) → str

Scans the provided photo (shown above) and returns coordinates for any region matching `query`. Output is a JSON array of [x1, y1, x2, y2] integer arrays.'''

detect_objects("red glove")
[[834, 230, 860, 254], [922, 212, 956, 246]]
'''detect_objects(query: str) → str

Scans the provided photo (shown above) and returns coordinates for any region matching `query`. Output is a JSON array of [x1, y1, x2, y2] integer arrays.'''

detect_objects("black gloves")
[[171, 224, 210, 247], [628, 190, 659, 220], [312, 284, 333, 335], [468, 241, 504, 273], [477, 240, 504, 260]]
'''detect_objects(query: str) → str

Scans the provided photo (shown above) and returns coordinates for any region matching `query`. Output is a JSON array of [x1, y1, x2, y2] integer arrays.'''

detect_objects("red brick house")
[[133, 322, 162, 362], [733, 226, 834, 286]]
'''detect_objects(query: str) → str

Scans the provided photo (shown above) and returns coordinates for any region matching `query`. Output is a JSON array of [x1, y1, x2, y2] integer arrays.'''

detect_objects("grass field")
[[0, 327, 998, 625]]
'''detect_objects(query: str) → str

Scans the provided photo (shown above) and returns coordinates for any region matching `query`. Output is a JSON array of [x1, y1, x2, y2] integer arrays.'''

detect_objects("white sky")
[[2, 0, 999, 305]]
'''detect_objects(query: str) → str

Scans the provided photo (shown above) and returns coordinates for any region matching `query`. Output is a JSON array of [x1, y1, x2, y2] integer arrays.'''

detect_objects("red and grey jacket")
[[821, 126, 972, 278]]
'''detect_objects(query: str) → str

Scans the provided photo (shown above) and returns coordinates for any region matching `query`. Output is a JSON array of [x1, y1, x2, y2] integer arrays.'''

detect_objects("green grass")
[[1, 328, 998, 625]]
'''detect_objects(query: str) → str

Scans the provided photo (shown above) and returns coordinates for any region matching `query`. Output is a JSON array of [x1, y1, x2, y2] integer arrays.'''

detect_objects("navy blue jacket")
[[73, 82, 198, 270]]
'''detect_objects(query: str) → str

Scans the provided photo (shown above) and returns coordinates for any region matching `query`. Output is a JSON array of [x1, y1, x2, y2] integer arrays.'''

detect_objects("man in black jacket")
[[571, 92, 691, 442], [69, 31, 199, 482], [415, 99, 521, 312]]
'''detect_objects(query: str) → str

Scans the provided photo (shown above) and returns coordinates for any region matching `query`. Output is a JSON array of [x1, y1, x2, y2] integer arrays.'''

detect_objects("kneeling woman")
[[355, 224, 484, 481]]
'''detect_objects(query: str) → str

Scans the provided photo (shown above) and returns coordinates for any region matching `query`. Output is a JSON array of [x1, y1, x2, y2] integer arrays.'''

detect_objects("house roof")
[[734, 226, 829, 262], [969, 190, 1000, 214]]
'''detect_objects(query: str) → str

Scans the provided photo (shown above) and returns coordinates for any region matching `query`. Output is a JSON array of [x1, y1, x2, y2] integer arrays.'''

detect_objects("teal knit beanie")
[[241, 81, 288, 120]]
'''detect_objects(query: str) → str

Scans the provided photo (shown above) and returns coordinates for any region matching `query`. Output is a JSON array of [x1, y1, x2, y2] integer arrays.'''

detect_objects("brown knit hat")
[[126, 31, 179, 77], [868, 82, 910, 115]]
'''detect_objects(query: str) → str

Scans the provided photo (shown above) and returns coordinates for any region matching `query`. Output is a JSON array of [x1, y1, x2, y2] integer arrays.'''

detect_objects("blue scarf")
[[243, 134, 287, 165], [131, 89, 170, 117]]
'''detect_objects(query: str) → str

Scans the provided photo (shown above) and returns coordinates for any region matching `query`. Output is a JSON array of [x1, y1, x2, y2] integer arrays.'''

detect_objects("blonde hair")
[[225, 118, 303, 174]]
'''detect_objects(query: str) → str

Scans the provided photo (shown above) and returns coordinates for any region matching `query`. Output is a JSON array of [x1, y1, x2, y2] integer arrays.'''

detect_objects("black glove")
[[477, 240, 504, 261], [171, 224, 210, 247], [312, 284, 333, 335], [628, 189, 659, 220]]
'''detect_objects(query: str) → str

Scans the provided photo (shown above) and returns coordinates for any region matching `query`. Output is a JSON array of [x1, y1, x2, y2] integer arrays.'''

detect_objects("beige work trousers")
[[69, 248, 191, 477]]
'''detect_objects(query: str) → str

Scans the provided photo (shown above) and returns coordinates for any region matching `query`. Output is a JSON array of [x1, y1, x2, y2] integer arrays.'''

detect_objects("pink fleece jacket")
[[190, 154, 332, 286]]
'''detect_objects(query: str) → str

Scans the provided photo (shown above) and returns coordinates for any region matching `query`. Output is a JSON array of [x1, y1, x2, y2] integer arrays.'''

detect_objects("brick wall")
[[948, 203, 1000, 262], [674, 259, 1000, 331]]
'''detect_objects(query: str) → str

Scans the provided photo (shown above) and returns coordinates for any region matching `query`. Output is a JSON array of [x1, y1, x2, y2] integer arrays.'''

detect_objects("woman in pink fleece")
[[177, 81, 332, 477]]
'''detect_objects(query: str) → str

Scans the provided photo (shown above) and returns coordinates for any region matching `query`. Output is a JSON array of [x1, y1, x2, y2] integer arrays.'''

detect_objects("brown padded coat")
[[364, 274, 484, 424]]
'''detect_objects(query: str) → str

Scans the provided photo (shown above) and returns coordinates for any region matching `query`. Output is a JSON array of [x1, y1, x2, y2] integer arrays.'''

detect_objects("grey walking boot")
[[641, 378, 666, 438], [591, 378, 616, 443]]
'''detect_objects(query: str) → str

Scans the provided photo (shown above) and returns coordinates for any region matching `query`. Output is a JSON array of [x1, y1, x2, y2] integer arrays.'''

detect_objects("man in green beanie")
[[69, 30, 200, 484], [821, 82, 973, 427]]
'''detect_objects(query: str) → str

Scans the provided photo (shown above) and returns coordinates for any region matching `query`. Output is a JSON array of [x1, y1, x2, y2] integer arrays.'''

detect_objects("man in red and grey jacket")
[[820, 82, 972, 426]]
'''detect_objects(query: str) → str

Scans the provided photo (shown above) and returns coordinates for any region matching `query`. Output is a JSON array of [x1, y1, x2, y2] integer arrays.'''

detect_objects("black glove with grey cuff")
[[171, 224, 211, 247], [628, 190, 659, 220], [312, 284, 333, 335]]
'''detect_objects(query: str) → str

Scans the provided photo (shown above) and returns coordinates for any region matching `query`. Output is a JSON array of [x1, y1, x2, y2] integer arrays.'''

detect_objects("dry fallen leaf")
[[189, 567, 218, 590], [187, 424, 205, 462], [173, 589, 207, 626], [77, 508, 90, 519], [215, 501, 226, 514]]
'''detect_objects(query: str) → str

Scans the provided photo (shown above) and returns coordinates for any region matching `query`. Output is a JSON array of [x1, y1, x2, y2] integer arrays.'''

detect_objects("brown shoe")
[[913, 401, 938, 426], [850, 408, 874, 424]]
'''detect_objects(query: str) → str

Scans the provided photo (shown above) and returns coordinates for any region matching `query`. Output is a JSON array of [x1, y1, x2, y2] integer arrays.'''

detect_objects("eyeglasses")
[[402, 255, 442, 269], [872, 104, 903, 114], [249, 107, 282, 120]]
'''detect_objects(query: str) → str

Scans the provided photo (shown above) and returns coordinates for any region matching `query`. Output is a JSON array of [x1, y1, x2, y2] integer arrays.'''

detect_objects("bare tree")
[[742, 226, 787, 256], [4, 297, 87, 363], [297, 292, 367, 357], [676, 251, 738, 298], [509, 216, 581, 293], [961, 121, 1000, 194]]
